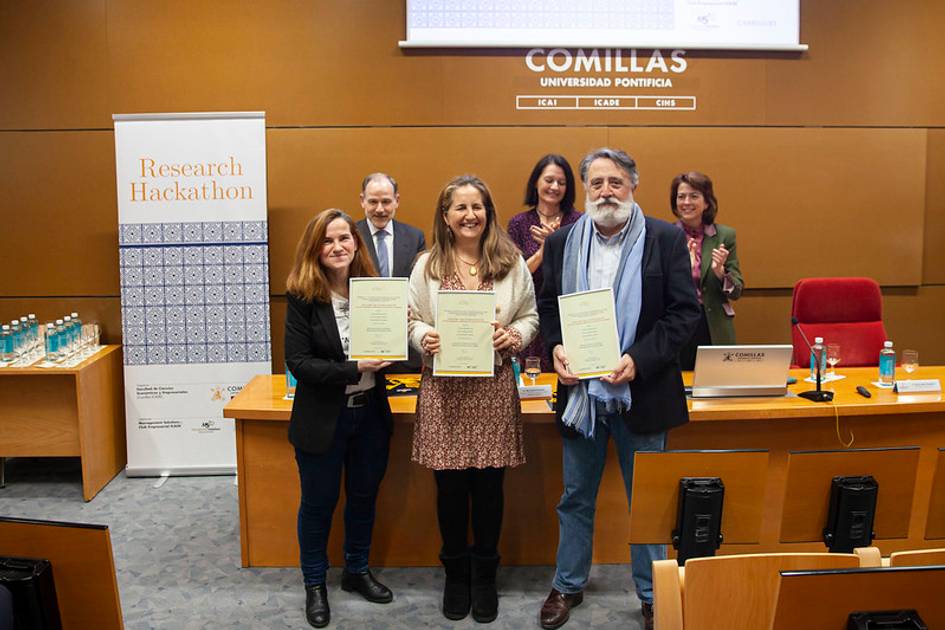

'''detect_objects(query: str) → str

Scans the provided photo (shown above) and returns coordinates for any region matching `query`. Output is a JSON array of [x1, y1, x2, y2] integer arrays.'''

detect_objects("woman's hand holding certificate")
[[433, 290, 496, 377]]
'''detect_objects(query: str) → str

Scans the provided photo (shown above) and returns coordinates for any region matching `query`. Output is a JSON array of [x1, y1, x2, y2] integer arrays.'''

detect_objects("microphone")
[[792, 317, 833, 402]]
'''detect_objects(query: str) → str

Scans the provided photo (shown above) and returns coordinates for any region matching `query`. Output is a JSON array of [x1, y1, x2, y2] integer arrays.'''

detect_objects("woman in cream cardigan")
[[408, 174, 538, 624]]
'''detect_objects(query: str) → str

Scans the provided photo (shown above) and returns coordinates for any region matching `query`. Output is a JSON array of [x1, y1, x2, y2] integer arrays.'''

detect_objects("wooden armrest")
[[853, 546, 883, 567], [653, 559, 684, 629]]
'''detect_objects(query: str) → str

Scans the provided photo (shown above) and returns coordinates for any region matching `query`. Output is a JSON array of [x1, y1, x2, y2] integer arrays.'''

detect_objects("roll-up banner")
[[113, 112, 271, 476]]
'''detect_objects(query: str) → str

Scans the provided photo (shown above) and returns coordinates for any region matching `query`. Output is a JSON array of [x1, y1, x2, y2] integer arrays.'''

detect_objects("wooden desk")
[[0, 346, 126, 501], [225, 367, 945, 567]]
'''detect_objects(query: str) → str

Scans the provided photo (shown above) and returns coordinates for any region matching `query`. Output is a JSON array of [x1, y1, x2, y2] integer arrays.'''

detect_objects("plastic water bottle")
[[18, 316, 29, 351], [1, 325, 13, 361], [63, 315, 74, 354], [809, 336, 826, 380], [55, 319, 67, 359], [879, 340, 896, 386], [28, 314, 38, 348], [285, 363, 297, 399], [45, 323, 59, 362], [10, 320, 23, 358]]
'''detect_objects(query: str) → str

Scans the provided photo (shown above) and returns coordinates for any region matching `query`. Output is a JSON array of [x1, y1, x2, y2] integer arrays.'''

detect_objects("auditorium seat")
[[790, 277, 888, 367], [652, 552, 874, 630], [854, 546, 945, 568]]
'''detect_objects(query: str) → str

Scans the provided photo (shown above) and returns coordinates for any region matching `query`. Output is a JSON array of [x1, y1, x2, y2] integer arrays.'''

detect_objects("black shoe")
[[440, 552, 471, 620], [471, 553, 500, 623], [304, 584, 329, 628], [341, 569, 393, 603]]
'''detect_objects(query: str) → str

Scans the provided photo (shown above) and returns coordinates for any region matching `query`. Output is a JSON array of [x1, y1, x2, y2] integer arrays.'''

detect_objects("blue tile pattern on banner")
[[119, 221, 271, 365]]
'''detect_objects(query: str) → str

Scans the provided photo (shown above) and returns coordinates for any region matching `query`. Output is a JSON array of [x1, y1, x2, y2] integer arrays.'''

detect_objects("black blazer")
[[356, 218, 426, 278], [284, 292, 393, 454], [538, 216, 701, 436]]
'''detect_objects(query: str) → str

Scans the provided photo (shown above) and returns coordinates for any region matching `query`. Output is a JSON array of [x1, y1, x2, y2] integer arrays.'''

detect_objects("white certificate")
[[433, 290, 496, 377], [558, 288, 621, 379], [348, 277, 409, 360]]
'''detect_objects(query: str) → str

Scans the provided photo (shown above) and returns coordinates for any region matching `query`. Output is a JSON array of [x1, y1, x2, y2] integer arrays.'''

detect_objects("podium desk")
[[0, 346, 125, 501], [674, 366, 945, 556], [225, 367, 945, 568]]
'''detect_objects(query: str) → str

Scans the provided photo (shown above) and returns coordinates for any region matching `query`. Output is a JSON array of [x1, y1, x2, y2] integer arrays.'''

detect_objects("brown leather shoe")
[[641, 601, 654, 630], [539, 588, 583, 629]]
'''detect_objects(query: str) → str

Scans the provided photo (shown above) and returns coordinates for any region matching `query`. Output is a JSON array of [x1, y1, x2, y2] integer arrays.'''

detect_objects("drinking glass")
[[901, 349, 919, 375], [826, 343, 840, 377], [524, 356, 541, 385], [81, 324, 92, 354]]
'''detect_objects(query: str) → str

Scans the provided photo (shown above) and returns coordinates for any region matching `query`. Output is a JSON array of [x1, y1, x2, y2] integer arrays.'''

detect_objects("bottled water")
[[10, 320, 22, 358], [19, 316, 30, 351], [28, 314, 38, 349], [63, 315, 74, 355], [879, 341, 896, 386], [45, 323, 59, 362], [809, 336, 826, 380], [55, 319, 67, 359], [1, 325, 12, 361]]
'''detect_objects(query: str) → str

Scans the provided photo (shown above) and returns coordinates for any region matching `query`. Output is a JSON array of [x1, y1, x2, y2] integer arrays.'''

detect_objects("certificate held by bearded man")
[[558, 288, 621, 379]]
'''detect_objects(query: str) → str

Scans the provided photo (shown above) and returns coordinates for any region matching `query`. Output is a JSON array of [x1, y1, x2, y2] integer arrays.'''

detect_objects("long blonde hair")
[[426, 175, 520, 281], [286, 209, 377, 302]]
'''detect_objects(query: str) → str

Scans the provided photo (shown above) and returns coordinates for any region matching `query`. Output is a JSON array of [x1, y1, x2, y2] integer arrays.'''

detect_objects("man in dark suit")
[[356, 173, 426, 279], [537, 148, 700, 630], [356, 172, 427, 373]]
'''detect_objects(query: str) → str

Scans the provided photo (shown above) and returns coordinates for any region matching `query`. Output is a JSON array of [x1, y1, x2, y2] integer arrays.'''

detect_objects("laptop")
[[691, 344, 794, 398]]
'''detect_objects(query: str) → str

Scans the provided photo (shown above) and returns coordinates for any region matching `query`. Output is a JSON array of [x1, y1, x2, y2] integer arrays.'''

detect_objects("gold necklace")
[[537, 207, 562, 228], [455, 253, 481, 277]]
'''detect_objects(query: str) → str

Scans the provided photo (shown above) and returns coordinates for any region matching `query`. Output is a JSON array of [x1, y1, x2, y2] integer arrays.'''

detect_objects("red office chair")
[[790, 277, 888, 367]]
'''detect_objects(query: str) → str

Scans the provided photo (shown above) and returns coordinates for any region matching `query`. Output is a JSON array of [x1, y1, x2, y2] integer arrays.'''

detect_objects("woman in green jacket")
[[671, 171, 745, 370]]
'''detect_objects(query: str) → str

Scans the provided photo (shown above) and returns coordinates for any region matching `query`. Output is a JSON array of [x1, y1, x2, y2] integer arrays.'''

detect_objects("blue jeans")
[[295, 395, 390, 586], [552, 407, 666, 603]]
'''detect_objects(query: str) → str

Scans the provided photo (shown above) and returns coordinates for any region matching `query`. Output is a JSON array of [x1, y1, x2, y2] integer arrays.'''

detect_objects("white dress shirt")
[[588, 218, 632, 290]]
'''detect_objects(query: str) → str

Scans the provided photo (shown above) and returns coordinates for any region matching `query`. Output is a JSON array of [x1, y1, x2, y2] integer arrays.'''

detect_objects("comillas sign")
[[517, 48, 695, 112]]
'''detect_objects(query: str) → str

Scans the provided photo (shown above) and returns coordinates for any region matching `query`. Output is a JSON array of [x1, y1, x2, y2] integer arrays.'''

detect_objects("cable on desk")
[[833, 401, 854, 448]]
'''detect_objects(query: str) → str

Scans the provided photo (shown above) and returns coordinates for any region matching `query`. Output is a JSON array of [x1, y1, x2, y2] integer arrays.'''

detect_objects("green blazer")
[[699, 223, 744, 345]]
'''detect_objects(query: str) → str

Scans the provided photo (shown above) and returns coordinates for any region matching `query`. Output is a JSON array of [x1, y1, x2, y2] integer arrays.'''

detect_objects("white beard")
[[585, 194, 633, 229]]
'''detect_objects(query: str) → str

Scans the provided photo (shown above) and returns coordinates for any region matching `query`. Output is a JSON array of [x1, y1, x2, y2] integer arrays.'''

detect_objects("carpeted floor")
[[0, 457, 649, 629]]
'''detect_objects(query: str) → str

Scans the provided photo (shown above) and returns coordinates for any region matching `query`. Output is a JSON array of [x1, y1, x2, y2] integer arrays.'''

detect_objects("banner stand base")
[[126, 466, 236, 478]]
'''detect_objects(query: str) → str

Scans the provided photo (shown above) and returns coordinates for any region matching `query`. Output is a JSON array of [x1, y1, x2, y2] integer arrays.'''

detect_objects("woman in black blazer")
[[285, 209, 395, 628]]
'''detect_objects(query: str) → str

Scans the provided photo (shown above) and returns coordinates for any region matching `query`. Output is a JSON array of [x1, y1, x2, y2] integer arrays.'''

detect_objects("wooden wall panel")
[[608, 127, 926, 287], [883, 286, 945, 366], [0, 0, 109, 129], [0, 131, 119, 296], [266, 126, 927, 290], [100, 1, 945, 128], [265, 125, 609, 286], [4, 2, 945, 129], [924, 130, 945, 284], [106, 1, 445, 126], [766, 3, 945, 126]]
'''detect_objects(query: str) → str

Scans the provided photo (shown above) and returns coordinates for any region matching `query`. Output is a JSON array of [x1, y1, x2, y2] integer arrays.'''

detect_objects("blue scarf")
[[560, 205, 646, 438]]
